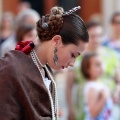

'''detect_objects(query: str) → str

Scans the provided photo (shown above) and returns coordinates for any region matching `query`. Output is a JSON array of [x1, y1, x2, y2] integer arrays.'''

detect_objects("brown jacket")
[[0, 50, 55, 120]]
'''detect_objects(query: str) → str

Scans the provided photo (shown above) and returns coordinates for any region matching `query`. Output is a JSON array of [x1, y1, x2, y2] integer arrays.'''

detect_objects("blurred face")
[[24, 16, 39, 27], [112, 15, 120, 34], [2, 15, 13, 29], [88, 56, 103, 80], [88, 26, 103, 49], [47, 35, 88, 70], [23, 29, 37, 41]]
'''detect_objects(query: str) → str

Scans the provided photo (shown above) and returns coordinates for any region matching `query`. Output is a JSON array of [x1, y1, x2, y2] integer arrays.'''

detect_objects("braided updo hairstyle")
[[37, 6, 89, 45]]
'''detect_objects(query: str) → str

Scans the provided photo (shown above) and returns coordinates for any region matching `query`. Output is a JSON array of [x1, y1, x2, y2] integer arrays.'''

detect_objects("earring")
[[53, 47, 58, 66]]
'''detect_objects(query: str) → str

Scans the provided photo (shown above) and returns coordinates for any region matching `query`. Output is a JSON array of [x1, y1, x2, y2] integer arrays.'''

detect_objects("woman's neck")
[[34, 39, 48, 67], [88, 78, 98, 82], [88, 76, 99, 81]]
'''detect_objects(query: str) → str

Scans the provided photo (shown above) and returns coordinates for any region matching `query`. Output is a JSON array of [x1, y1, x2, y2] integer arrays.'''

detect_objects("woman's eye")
[[71, 53, 75, 58]]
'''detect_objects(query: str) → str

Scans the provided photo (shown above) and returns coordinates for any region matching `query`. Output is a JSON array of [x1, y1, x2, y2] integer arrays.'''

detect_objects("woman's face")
[[88, 56, 103, 80], [47, 36, 88, 70]]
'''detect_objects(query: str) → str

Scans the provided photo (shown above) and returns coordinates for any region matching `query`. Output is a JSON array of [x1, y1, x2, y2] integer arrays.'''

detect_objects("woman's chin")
[[51, 65, 63, 71], [52, 67, 61, 71]]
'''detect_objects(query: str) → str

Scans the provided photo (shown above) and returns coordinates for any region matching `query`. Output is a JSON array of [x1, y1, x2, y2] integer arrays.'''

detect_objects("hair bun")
[[36, 6, 81, 42], [50, 6, 64, 15]]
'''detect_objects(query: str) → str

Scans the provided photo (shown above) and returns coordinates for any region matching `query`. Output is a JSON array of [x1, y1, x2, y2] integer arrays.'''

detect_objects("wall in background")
[[2, 0, 20, 15]]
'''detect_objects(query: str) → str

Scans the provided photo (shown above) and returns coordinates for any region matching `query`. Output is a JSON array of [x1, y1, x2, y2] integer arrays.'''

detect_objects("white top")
[[84, 81, 110, 102], [44, 77, 51, 90], [84, 81, 113, 120]]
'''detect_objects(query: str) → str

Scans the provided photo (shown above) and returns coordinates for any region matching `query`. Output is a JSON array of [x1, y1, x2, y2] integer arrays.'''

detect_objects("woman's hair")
[[16, 24, 35, 42], [36, 6, 89, 45], [81, 52, 98, 79]]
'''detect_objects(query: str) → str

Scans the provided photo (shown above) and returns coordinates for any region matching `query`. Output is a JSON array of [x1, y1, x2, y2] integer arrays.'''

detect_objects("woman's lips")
[[62, 66, 64, 69]]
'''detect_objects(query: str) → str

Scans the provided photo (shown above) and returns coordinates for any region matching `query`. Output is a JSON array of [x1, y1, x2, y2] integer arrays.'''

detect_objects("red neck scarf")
[[15, 41, 35, 55]]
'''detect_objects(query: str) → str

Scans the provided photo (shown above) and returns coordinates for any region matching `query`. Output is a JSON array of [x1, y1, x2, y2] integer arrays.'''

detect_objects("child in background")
[[16, 24, 37, 43], [81, 53, 113, 120]]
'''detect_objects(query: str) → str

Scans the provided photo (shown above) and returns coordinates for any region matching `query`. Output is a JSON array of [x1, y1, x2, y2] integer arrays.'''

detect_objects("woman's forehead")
[[77, 41, 88, 52], [64, 41, 88, 53]]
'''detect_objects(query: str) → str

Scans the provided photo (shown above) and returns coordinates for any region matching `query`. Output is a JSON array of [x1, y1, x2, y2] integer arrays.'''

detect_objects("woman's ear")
[[51, 35, 62, 47]]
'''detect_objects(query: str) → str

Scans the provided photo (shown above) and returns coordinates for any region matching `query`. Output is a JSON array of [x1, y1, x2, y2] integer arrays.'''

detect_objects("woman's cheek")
[[63, 55, 71, 65], [58, 56, 66, 65]]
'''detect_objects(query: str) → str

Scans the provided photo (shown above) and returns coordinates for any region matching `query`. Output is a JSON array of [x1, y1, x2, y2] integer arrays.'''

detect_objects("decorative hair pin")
[[62, 6, 81, 16], [41, 6, 81, 30]]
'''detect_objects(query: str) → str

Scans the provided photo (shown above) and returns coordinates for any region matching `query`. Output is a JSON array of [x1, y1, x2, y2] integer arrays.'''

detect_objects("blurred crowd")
[[55, 7, 120, 120], [0, 1, 120, 120], [0, 1, 40, 57]]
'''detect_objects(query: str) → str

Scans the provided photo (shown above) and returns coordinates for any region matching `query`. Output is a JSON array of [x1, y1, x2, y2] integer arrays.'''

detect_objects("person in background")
[[0, 8, 40, 57], [81, 53, 113, 120], [103, 12, 120, 59], [17, 1, 31, 14], [112, 77, 120, 120], [66, 21, 120, 120], [84, 21, 119, 86], [16, 24, 37, 43], [0, 12, 14, 56]]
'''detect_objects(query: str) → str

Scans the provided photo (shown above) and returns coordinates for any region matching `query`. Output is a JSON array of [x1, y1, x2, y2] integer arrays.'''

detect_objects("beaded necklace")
[[30, 49, 59, 120]]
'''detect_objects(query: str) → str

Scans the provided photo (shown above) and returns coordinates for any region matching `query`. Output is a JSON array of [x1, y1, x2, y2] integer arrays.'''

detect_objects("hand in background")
[[58, 109, 64, 118], [68, 110, 75, 120]]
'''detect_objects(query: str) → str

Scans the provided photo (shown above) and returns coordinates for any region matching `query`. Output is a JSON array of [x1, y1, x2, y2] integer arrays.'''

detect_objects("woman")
[[0, 6, 89, 120]]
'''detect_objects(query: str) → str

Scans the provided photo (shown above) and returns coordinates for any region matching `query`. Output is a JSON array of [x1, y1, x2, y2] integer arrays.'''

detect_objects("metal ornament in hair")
[[53, 47, 58, 66], [41, 16, 49, 30], [63, 6, 81, 16], [42, 22, 49, 29]]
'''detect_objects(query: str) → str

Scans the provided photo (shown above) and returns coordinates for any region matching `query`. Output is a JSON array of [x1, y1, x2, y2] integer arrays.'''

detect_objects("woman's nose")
[[68, 59, 75, 67]]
